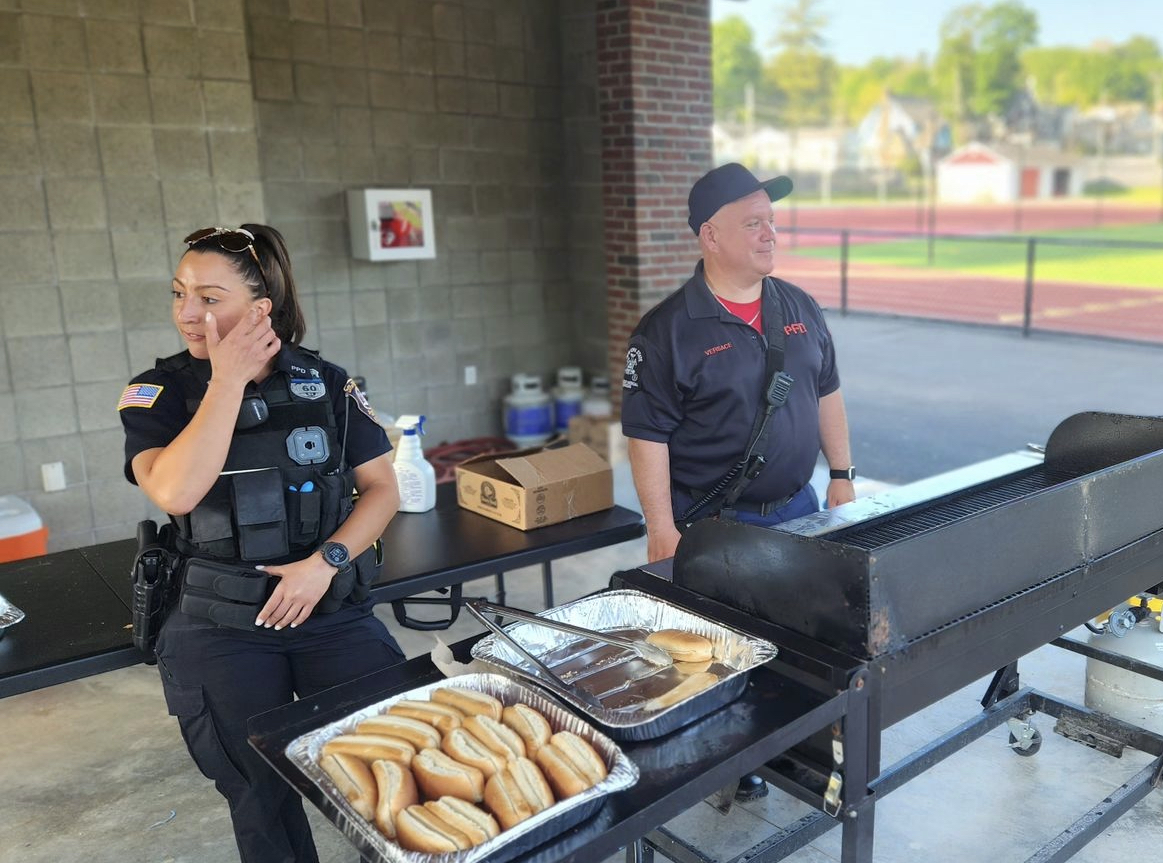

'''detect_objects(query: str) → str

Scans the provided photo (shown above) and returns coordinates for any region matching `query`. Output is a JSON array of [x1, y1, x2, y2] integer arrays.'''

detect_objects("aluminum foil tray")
[[470, 589, 778, 741], [285, 672, 638, 863], [0, 592, 25, 640]]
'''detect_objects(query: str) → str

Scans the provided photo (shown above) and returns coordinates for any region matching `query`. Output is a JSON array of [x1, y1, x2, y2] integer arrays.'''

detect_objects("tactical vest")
[[160, 349, 354, 568]]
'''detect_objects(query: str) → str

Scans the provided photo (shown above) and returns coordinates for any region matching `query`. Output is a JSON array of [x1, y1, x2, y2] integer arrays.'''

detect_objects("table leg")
[[542, 561, 554, 608], [494, 572, 506, 607]]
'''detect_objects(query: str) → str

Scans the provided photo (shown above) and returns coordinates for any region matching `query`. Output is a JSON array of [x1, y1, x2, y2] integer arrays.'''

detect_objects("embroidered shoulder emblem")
[[118, 383, 164, 410], [344, 378, 378, 421]]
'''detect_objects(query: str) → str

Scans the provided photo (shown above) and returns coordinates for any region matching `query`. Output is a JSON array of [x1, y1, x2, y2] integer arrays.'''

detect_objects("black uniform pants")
[[155, 601, 404, 863]]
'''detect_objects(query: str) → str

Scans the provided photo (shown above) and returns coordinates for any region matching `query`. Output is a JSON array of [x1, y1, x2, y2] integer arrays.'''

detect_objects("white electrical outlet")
[[41, 462, 66, 492], [464, 365, 477, 386]]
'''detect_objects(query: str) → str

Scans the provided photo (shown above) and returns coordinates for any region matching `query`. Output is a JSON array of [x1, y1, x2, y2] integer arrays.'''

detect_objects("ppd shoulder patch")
[[118, 383, 164, 410], [343, 378, 378, 422]]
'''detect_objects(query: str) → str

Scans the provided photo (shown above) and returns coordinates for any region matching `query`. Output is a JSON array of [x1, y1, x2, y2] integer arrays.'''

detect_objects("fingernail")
[[264, 622, 273, 629], [254, 617, 264, 626], [273, 624, 283, 631], [255, 565, 265, 570], [289, 623, 298, 629]]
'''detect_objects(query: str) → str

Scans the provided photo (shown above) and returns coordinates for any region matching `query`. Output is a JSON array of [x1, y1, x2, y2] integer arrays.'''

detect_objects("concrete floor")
[[4, 315, 1163, 863]]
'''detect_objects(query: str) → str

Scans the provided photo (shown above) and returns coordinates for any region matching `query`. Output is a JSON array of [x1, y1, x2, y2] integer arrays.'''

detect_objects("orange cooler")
[[0, 496, 48, 563]]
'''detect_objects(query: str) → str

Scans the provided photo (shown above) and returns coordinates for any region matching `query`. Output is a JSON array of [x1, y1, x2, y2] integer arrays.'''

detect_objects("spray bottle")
[[392, 415, 436, 513]]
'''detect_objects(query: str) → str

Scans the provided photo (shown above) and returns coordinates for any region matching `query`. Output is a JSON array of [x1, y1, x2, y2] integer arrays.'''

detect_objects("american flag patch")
[[117, 383, 164, 410]]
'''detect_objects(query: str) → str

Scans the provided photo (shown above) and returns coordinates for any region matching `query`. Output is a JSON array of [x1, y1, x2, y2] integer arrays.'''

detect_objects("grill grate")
[[831, 467, 1075, 550]]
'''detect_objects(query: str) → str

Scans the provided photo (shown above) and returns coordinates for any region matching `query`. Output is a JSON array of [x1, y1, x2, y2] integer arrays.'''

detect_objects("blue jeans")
[[674, 483, 819, 529]]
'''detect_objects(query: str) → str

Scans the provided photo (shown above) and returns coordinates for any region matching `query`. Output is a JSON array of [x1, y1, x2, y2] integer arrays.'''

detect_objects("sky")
[[712, 0, 1163, 65]]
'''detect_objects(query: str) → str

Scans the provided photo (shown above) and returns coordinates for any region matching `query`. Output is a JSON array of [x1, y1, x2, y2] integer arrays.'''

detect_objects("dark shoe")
[[734, 773, 768, 802]]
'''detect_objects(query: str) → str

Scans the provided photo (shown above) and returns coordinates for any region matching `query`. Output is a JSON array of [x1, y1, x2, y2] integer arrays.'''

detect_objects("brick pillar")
[[597, 0, 713, 411]]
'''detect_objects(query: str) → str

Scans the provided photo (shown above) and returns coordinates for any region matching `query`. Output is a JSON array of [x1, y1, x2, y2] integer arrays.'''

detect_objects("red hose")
[[425, 437, 518, 484]]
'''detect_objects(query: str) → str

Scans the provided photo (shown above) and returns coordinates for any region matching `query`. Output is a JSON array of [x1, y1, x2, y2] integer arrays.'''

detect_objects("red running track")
[[765, 201, 1163, 343]]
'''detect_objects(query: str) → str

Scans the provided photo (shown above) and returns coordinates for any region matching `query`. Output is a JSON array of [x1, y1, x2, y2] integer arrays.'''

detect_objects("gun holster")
[[131, 520, 177, 664]]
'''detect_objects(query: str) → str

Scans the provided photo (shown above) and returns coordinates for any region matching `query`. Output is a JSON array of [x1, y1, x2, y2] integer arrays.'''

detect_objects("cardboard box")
[[455, 443, 614, 530], [567, 415, 627, 466]]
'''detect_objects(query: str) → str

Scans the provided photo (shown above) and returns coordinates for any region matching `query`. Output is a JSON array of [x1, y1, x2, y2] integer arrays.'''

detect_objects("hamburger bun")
[[424, 797, 500, 846], [412, 747, 486, 802], [645, 629, 714, 663], [371, 758, 418, 838], [672, 658, 714, 675], [321, 734, 415, 766], [441, 727, 508, 778], [388, 699, 465, 734], [431, 686, 503, 721], [320, 751, 377, 821], [396, 804, 472, 853], [357, 714, 442, 751], [464, 714, 526, 759], [501, 703, 552, 757]]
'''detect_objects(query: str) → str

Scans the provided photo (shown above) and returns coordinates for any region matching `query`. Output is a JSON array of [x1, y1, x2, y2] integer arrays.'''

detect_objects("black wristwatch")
[[829, 467, 856, 481], [319, 541, 351, 572]]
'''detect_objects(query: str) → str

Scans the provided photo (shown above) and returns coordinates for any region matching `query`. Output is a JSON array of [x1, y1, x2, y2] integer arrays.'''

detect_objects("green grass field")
[[796, 223, 1163, 289]]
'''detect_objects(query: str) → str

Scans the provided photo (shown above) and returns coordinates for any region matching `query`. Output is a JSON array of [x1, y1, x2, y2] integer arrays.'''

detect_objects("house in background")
[[936, 142, 1086, 203], [855, 92, 952, 172]]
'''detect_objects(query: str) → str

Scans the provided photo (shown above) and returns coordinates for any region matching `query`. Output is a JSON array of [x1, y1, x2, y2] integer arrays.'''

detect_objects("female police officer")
[[118, 224, 405, 863]]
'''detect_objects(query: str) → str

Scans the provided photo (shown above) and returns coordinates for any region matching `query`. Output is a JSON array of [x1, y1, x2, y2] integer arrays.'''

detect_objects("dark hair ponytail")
[[239, 223, 307, 346]]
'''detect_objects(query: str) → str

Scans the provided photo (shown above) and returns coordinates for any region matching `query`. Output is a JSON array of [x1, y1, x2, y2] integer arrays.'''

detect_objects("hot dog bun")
[[371, 758, 418, 839], [396, 804, 472, 852], [548, 731, 608, 785], [646, 670, 719, 711], [645, 629, 714, 662], [508, 756, 554, 814], [534, 743, 589, 799], [464, 714, 526, 759], [431, 686, 503, 721], [388, 700, 465, 734], [321, 734, 415, 766], [482, 766, 533, 830], [424, 797, 500, 846], [357, 714, 442, 751], [412, 747, 486, 802], [441, 727, 508, 778], [501, 703, 552, 757], [320, 752, 377, 821]]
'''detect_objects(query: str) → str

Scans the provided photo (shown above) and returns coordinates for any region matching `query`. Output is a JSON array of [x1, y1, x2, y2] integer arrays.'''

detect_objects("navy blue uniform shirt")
[[120, 347, 390, 484], [621, 262, 839, 504]]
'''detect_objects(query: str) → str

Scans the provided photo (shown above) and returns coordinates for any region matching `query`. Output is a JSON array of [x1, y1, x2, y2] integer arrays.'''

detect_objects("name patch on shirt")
[[784, 322, 808, 335], [704, 342, 733, 356], [118, 383, 164, 410]]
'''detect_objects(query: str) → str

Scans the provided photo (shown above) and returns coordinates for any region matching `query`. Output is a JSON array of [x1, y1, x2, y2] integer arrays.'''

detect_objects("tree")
[[765, 0, 834, 128], [712, 16, 763, 121], [971, 1, 1038, 117], [934, 4, 981, 138]]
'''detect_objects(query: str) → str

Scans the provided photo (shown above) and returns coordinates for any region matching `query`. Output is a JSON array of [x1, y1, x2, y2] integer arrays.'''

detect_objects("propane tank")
[[502, 374, 553, 448], [582, 375, 612, 417], [552, 366, 584, 433], [1084, 596, 1163, 735]]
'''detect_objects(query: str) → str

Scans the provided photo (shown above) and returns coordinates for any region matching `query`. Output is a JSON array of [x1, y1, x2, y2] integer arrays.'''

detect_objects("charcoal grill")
[[618, 411, 1163, 862]]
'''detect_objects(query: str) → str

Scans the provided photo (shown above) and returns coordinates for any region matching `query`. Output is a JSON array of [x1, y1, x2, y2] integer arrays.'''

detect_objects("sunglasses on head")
[[183, 227, 268, 293]]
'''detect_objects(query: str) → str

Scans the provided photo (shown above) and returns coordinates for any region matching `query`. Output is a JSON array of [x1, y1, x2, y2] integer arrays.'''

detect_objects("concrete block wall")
[[0, 0, 264, 551], [246, 0, 588, 444]]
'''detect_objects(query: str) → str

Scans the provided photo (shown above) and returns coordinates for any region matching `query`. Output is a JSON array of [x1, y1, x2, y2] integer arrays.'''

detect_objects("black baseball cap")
[[687, 163, 793, 234]]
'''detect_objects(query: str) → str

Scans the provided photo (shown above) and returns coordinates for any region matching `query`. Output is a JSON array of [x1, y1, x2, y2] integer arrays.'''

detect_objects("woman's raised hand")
[[204, 307, 281, 388]]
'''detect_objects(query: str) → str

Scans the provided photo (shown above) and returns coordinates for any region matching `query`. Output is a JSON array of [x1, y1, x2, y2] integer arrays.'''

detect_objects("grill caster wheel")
[[1009, 729, 1042, 757]]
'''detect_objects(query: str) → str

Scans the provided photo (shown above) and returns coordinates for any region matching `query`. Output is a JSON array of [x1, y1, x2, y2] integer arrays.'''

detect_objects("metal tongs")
[[472, 600, 673, 667], [466, 600, 672, 710]]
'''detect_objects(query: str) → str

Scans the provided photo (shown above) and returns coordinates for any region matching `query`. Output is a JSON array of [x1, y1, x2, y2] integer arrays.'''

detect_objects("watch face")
[[322, 543, 348, 566]]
